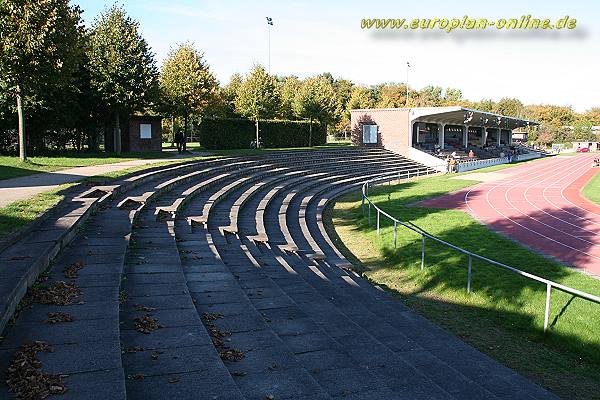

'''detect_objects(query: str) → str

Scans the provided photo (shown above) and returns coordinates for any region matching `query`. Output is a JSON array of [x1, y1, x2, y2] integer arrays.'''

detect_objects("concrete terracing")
[[0, 148, 556, 399]]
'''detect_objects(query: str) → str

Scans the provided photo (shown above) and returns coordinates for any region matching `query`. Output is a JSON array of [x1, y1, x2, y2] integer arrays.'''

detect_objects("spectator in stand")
[[449, 157, 457, 173], [468, 149, 475, 158], [507, 151, 513, 163]]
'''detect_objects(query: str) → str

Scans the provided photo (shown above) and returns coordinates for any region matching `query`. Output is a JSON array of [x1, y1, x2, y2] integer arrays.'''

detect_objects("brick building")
[[350, 106, 539, 169], [123, 115, 163, 153]]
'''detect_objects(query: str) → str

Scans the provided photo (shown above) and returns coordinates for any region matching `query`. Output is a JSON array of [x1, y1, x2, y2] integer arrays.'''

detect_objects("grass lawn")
[[0, 183, 76, 239], [327, 174, 600, 399], [582, 169, 600, 205], [0, 151, 170, 181]]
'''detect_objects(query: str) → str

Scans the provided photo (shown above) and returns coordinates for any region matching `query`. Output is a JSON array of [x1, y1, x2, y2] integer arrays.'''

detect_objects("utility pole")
[[406, 61, 410, 106], [266, 17, 273, 73]]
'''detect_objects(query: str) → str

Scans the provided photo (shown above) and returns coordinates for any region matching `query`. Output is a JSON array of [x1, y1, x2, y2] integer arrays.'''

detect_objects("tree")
[[160, 43, 218, 145], [415, 86, 442, 107], [537, 124, 557, 146], [584, 107, 600, 125], [347, 86, 375, 110], [495, 97, 524, 118], [332, 79, 354, 134], [221, 73, 243, 117], [235, 65, 280, 147], [279, 76, 301, 119], [443, 88, 463, 105], [292, 76, 337, 146], [525, 104, 575, 128], [87, 5, 158, 153], [572, 119, 595, 141], [0, 0, 85, 160], [377, 84, 408, 108], [474, 99, 496, 113]]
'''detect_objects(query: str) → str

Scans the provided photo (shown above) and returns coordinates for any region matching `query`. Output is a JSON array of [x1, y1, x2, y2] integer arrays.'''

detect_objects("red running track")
[[419, 154, 600, 276]]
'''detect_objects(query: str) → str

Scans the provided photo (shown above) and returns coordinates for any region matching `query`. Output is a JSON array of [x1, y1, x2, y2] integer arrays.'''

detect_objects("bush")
[[198, 118, 326, 149]]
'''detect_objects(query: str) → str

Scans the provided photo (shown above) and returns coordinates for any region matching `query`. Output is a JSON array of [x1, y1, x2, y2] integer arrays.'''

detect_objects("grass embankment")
[[0, 151, 169, 181], [582, 169, 600, 205], [328, 174, 600, 399], [0, 184, 76, 240]]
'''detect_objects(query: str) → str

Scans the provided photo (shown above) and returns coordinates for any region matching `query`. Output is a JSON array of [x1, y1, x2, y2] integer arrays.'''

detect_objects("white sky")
[[76, 0, 600, 112]]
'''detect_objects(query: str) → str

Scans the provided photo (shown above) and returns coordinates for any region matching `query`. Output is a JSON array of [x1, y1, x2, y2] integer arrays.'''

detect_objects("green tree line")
[[1, 1, 598, 159]]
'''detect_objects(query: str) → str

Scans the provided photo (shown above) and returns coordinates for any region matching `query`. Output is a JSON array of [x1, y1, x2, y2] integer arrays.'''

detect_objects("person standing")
[[175, 129, 183, 153], [449, 157, 457, 173]]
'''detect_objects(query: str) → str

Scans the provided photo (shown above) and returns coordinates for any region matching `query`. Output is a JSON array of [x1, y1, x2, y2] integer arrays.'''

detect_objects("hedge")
[[198, 118, 326, 149]]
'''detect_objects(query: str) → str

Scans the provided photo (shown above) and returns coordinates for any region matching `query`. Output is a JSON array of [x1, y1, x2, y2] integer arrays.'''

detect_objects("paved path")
[[420, 154, 600, 276], [0, 154, 188, 208]]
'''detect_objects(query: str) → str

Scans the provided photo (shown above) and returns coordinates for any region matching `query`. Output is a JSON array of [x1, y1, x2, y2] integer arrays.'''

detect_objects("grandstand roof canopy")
[[350, 106, 539, 130], [412, 106, 539, 129]]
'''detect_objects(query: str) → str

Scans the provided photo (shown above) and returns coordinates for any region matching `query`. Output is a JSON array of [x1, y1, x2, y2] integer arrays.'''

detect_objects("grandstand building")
[[350, 106, 541, 171]]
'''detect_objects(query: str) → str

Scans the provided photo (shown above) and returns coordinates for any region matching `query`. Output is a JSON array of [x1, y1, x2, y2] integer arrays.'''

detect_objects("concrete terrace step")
[[0, 158, 253, 398], [0, 149, 557, 400], [120, 184, 245, 399], [250, 161, 427, 245]]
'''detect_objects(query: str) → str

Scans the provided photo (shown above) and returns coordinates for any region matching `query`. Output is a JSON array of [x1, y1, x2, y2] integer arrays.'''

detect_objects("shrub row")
[[198, 118, 326, 149]]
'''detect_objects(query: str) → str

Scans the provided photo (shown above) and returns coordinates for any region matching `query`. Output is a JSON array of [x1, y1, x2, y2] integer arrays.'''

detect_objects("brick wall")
[[350, 108, 411, 156], [126, 117, 162, 152]]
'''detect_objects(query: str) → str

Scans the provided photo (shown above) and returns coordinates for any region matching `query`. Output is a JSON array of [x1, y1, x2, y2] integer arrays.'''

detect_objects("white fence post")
[[421, 235, 425, 270], [361, 192, 365, 213], [467, 256, 472, 293], [377, 210, 380, 235], [544, 283, 552, 332]]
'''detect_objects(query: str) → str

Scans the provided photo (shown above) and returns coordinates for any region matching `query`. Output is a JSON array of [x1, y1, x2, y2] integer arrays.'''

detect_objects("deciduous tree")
[[0, 0, 85, 160], [495, 97, 524, 118], [87, 5, 158, 153], [443, 88, 463, 105], [235, 65, 280, 147], [221, 73, 243, 117], [160, 43, 219, 144], [279, 76, 301, 120], [347, 86, 375, 110], [292, 76, 337, 146]]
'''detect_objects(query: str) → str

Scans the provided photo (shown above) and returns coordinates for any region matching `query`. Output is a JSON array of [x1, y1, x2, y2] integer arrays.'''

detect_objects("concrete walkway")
[[0, 154, 189, 208]]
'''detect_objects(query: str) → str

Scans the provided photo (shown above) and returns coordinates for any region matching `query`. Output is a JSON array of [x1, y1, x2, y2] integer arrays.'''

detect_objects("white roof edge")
[[350, 106, 539, 125]]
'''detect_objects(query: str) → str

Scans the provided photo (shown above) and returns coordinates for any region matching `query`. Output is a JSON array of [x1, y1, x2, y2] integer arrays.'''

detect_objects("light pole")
[[406, 61, 410, 106], [266, 17, 273, 73]]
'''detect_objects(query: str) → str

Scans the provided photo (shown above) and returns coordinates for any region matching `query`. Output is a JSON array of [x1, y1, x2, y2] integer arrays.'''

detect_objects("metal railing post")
[[368, 202, 371, 225], [467, 256, 472, 293], [377, 210, 380, 235], [393, 221, 397, 249], [361, 191, 365, 213], [421, 235, 425, 270], [544, 283, 552, 332]]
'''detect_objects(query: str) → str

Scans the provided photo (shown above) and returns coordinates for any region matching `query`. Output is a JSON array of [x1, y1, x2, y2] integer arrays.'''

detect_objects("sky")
[[75, 0, 600, 112]]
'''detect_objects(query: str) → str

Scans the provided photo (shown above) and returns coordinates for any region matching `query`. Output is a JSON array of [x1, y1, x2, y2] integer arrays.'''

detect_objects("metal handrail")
[[361, 173, 600, 332]]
